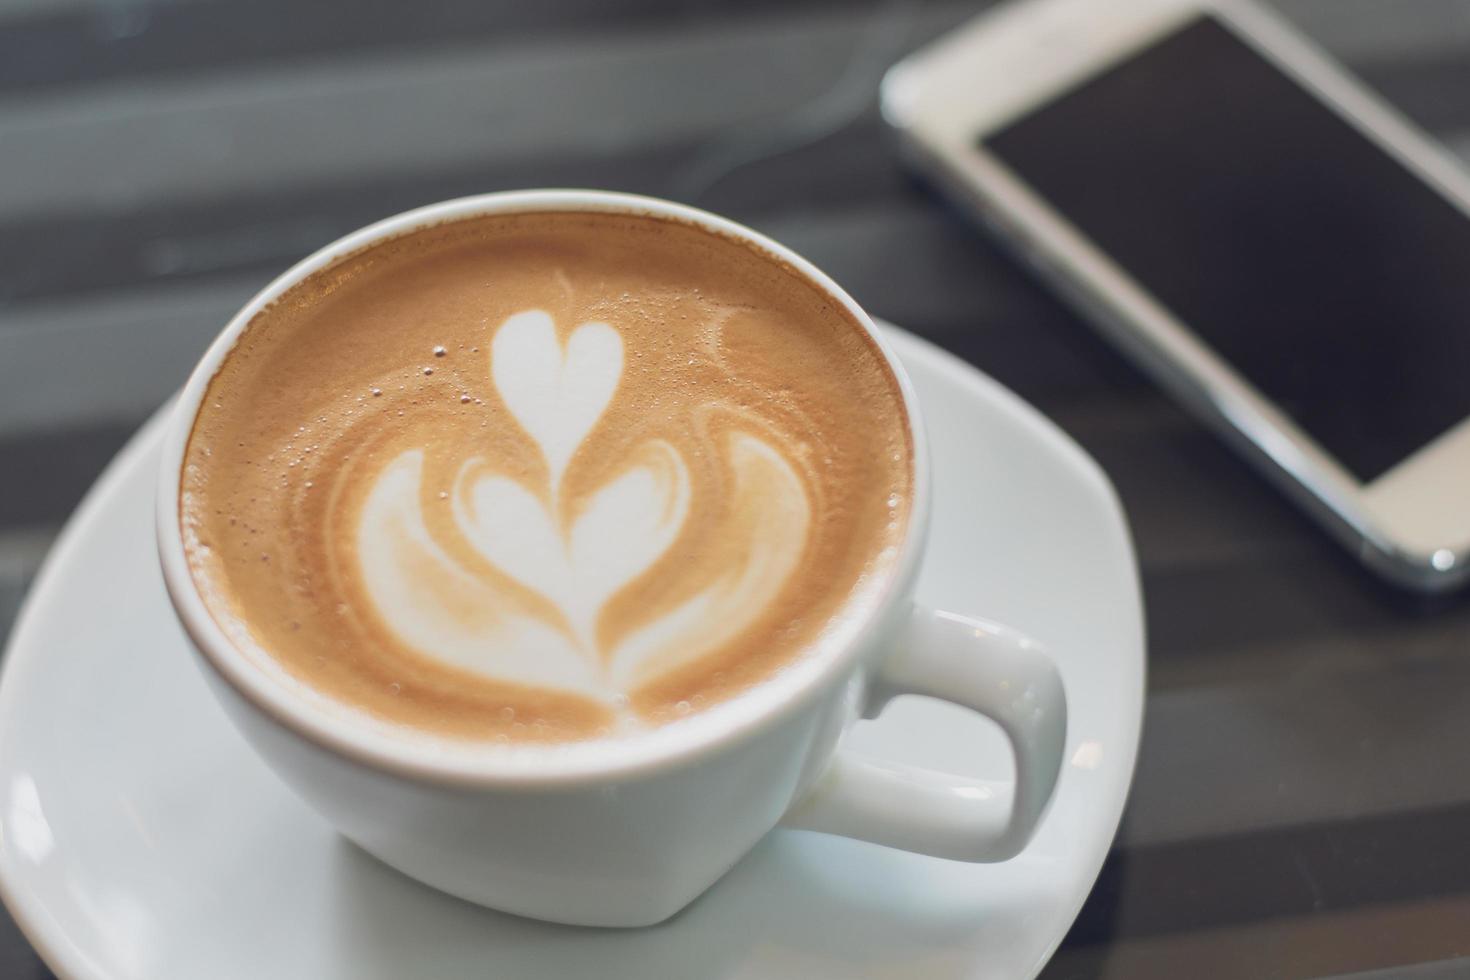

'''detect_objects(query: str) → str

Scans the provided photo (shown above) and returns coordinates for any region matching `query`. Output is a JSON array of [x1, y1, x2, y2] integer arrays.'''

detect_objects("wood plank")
[[1277, 0, 1470, 63], [0, 0, 876, 94], [1123, 636, 1470, 848], [3, 0, 1468, 230], [0, 3, 970, 221], [0, 423, 140, 525], [0, 115, 915, 303], [1, 0, 1467, 99], [0, 277, 261, 439], [0, 526, 55, 643], [1049, 895, 1470, 979]]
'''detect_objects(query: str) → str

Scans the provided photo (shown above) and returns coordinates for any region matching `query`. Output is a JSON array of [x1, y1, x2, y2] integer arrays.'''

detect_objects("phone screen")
[[982, 15, 1470, 482]]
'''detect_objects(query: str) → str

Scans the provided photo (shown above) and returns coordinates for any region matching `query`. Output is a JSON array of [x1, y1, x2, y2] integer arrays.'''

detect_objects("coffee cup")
[[156, 190, 1066, 927]]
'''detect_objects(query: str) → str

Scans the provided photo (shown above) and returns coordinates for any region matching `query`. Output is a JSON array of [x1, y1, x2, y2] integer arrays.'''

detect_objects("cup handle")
[[781, 604, 1068, 861]]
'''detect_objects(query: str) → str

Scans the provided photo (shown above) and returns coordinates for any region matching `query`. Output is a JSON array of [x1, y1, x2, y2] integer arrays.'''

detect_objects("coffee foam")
[[181, 210, 912, 742]]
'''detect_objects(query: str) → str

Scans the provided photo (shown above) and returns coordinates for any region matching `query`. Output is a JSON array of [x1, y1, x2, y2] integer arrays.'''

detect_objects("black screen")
[[984, 16, 1470, 481]]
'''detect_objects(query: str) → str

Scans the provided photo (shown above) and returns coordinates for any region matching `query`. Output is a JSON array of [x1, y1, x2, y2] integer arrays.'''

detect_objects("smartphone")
[[882, 0, 1470, 592]]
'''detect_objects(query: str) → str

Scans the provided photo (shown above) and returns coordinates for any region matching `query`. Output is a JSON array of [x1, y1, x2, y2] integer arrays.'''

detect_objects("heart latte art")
[[182, 211, 912, 741], [360, 309, 811, 701]]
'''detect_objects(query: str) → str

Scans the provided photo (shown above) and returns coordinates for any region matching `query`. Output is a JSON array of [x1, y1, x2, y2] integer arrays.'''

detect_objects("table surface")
[[2, 1, 1469, 977]]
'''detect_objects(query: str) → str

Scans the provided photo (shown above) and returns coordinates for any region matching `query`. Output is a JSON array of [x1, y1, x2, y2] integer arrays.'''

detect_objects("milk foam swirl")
[[357, 309, 811, 699]]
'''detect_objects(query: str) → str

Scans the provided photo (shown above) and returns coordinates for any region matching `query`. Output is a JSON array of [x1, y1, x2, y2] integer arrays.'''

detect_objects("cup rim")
[[155, 189, 932, 787]]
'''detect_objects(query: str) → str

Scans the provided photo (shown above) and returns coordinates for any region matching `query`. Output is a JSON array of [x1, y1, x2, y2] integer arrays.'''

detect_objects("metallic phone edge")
[[881, 97, 1470, 594]]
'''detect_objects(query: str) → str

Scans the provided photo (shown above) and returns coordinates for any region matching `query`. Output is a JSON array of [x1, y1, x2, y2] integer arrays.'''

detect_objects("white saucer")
[[0, 324, 1144, 980]]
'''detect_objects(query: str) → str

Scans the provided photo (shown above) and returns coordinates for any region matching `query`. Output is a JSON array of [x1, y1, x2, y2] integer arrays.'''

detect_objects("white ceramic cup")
[[156, 190, 1067, 928]]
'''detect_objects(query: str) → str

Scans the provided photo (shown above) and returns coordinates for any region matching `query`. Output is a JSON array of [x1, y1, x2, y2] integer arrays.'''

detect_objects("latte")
[[181, 210, 912, 742]]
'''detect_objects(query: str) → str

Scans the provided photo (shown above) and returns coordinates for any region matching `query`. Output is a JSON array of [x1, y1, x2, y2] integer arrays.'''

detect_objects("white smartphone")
[[882, 0, 1470, 592]]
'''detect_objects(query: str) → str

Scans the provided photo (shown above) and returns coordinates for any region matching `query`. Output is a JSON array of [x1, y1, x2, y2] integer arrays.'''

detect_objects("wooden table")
[[2, 0, 1468, 976]]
